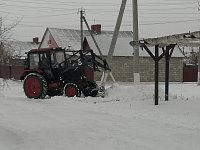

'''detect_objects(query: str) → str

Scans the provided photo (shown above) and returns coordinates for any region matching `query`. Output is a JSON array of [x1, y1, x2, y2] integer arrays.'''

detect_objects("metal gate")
[[183, 66, 198, 82]]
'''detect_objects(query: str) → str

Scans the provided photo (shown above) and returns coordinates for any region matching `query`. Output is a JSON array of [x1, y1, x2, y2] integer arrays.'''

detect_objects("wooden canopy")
[[130, 31, 200, 48], [129, 31, 200, 105]]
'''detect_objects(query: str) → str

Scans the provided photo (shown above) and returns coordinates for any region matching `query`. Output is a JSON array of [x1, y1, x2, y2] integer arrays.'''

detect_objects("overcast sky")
[[0, 0, 199, 41]]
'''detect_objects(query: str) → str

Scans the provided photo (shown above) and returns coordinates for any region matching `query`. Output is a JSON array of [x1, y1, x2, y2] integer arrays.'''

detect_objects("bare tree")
[[0, 17, 19, 87], [0, 17, 19, 65]]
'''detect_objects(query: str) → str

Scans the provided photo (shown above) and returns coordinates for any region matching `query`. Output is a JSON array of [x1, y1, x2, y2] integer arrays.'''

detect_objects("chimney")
[[33, 37, 39, 44], [91, 24, 101, 34]]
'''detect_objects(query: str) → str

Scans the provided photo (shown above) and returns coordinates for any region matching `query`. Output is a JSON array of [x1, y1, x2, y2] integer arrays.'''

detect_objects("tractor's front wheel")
[[23, 73, 48, 99], [82, 81, 98, 97], [64, 83, 80, 97]]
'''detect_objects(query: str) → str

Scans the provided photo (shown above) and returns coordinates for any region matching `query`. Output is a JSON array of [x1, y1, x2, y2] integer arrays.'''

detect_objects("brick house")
[[87, 36, 184, 82], [39, 26, 184, 82]]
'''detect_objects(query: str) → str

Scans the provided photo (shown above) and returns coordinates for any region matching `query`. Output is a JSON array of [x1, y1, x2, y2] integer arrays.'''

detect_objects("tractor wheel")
[[64, 83, 80, 97], [23, 73, 48, 99], [89, 81, 98, 97], [82, 81, 98, 97]]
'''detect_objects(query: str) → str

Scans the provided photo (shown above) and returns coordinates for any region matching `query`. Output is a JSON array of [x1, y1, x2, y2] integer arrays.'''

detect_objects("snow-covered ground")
[[0, 79, 200, 150]]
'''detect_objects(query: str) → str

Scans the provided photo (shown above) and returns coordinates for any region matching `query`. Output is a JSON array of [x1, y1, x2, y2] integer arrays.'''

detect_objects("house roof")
[[87, 36, 184, 57], [40, 28, 133, 50], [40, 28, 184, 57], [86, 36, 133, 56], [4, 41, 39, 57]]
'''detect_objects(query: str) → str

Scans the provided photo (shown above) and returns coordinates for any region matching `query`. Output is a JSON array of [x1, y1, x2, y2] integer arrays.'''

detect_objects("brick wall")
[[94, 56, 183, 82], [0, 56, 183, 82], [139, 57, 183, 82], [94, 56, 134, 82]]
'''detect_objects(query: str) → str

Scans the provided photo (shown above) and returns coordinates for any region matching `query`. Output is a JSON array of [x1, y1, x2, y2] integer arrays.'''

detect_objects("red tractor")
[[20, 47, 109, 99]]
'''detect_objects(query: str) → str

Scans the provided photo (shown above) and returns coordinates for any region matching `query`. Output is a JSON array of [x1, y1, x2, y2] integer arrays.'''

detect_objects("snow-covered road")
[[0, 80, 200, 150]]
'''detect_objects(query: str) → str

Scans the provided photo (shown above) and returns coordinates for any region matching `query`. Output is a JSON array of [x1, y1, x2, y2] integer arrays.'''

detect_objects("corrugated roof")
[[48, 28, 133, 50], [48, 28, 83, 50], [4, 41, 39, 57], [86, 36, 133, 56], [87, 36, 184, 57], [47, 28, 183, 57]]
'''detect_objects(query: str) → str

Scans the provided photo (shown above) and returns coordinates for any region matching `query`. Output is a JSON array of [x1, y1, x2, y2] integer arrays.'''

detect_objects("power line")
[[138, 1, 197, 6], [2, 0, 119, 7], [99, 18, 199, 28], [138, 6, 197, 11], [133, 19, 200, 26], [1, 0, 197, 16], [1, 0, 197, 10], [1, 3, 78, 10], [0, 9, 77, 18], [1, 0, 199, 41], [15, 18, 200, 29]]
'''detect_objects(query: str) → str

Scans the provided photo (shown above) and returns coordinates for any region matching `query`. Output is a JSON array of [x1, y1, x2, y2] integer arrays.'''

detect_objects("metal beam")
[[165, 45, 175, 101], [155, 45, 159, 105]]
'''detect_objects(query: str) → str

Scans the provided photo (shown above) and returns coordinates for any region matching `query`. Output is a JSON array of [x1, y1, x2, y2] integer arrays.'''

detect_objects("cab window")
[[29, 53, 39, 69], [55, 51, 65, 64]]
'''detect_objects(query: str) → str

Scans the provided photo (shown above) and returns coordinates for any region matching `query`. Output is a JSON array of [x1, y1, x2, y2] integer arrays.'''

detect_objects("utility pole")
[[132, 0, 140, 84], [198, 48, 200, 85], [0, 17, 2, 38], [102, 0, 127, 83], [80, 8, 85, 50], [197, 1, 200, 85]]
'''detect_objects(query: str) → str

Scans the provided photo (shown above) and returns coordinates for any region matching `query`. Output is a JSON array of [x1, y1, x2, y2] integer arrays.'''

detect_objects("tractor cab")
[[26, 48, 66, 80]]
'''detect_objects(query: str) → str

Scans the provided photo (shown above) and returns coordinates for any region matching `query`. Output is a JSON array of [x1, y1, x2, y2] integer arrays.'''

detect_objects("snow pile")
[[0, 80, 200, 150], [74, 83, 163, 104]]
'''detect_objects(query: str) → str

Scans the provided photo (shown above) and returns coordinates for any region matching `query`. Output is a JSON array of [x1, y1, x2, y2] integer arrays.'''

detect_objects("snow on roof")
[[4, 41, 39, 57], [87, 36, 184, 57], [48, 28, 85, 50], [86, 36, 133, 56], [45, 28, 184, 58], [130, 31, 200, 47], [48, 28, 133, 50]]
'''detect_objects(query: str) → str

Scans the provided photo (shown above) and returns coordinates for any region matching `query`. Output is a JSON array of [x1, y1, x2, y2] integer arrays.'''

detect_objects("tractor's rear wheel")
[[64, 83, 80, 97], [23, 73, 48, 99]]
